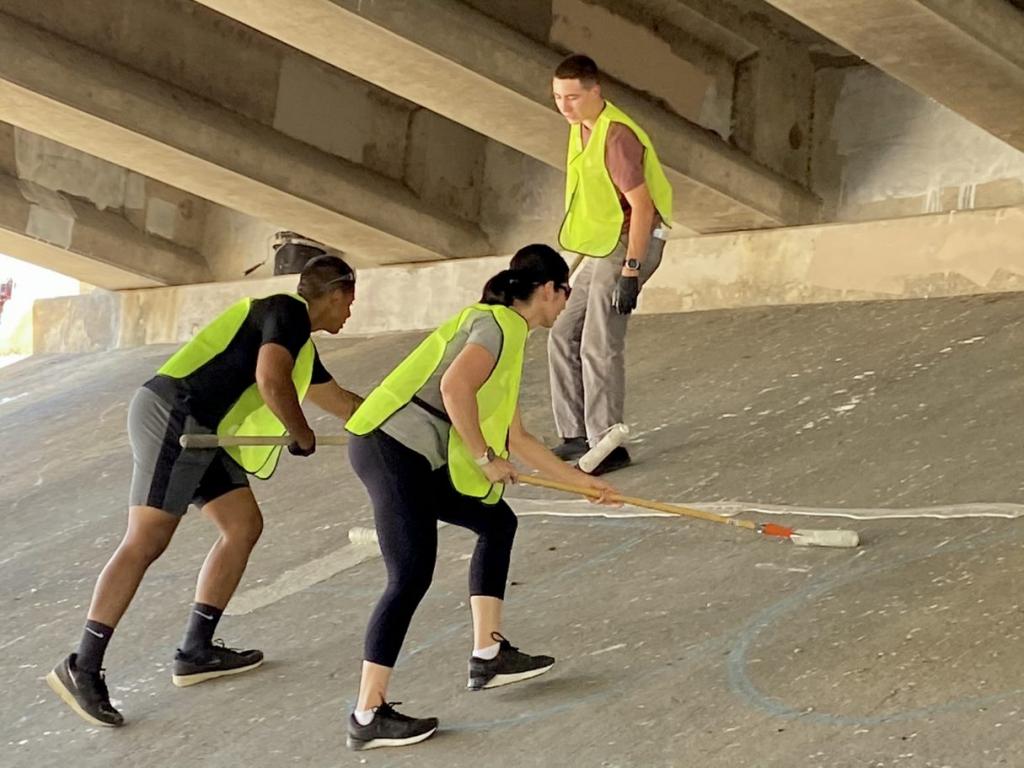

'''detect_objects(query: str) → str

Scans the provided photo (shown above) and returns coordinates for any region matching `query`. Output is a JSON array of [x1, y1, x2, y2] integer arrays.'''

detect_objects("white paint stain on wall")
[[833, 68, 1024, 211]]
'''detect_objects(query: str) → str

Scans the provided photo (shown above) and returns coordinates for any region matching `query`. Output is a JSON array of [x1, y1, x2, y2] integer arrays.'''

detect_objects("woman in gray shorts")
[[47, 250, 363, 728]]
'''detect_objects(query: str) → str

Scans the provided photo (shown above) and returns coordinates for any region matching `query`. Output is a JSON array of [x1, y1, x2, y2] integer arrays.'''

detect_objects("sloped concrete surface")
[[3, 293, 1024, 767]]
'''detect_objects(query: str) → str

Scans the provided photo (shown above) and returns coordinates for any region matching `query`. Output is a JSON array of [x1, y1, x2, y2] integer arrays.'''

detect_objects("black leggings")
[[349, 430, 518, 667]]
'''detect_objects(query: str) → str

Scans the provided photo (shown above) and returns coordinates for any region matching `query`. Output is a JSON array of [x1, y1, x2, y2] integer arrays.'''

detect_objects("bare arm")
[[255, 343, 314, 449], [306, 380, 363, 422], [440, 343, 520, 485], [623, 182, 656, 273], [508, 407, 617, 502], [439, 343, 494, 459]]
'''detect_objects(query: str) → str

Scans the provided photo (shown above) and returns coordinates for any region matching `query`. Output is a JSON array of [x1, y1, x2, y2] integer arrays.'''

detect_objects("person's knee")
[[387, 563, 434, 602], [116, 533, 170, 568], [205, 491, 264, 549], [581, 341, 624, 372], [223, 514, 263, 550], [487, 506, 518, 544]]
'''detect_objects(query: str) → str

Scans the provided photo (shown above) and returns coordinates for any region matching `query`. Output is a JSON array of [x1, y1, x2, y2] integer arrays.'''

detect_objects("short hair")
[[554, 54, 599, 87], [297, 254, 355, 300]]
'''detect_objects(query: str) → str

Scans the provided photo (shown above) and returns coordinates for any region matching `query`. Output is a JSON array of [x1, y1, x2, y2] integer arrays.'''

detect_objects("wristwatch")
[[475, 447, 497, 466], [624, 258, 642, 271]]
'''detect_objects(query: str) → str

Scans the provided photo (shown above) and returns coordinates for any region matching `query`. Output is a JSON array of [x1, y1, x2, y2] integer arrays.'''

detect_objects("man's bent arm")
[[255, 343, 314, 444]]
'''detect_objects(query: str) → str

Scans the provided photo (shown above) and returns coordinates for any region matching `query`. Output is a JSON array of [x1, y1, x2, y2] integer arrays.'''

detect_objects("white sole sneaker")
[[46, 670, 121, 727], [469, 661, 555, 690], [171, 658, 263, 687], [346, 726, 438, 751]]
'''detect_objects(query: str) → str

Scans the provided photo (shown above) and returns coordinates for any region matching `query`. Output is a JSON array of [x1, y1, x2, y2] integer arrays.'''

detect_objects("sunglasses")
[[325, 273, 356, 288], [557, 282, 572, 298]]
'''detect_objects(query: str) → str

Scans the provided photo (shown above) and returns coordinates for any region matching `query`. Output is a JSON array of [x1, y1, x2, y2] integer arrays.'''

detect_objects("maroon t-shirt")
[[580, 122, 649, 234]]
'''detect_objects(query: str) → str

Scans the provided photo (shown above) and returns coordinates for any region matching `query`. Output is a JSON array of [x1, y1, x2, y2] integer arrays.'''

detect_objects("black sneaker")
[[46, 653, 124, 727], [346, 702, 438, 751], [171, 640, 263, 687], [552, 437, 589, 461], [586, 446, 631, 476], [467, 633, 555, 691]]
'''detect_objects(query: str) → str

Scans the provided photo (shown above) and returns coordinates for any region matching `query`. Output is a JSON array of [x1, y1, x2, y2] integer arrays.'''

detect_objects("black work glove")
[[612, 274, 640, 315], [287, 434, 316, 457]]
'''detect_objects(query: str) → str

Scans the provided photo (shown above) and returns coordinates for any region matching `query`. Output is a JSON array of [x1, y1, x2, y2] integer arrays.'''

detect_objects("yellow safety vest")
[[559, 100, 673, 257], [157, 293, 315, 479], [346, 304, 527, 504]]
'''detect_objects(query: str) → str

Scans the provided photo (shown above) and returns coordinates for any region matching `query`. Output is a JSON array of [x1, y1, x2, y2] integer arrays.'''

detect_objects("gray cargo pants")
[[548, 233, 664, 444]]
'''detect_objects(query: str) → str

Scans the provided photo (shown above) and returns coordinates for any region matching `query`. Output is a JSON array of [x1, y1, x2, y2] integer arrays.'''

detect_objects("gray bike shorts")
[[127, 387, 249, 516]]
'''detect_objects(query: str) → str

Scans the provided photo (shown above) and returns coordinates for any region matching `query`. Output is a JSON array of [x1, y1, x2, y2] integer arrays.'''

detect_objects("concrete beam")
[[193, 0, 821, 233], [0, 172, 210, 290], [0, 14, 490, 265], [760, 0, 1024, 151]]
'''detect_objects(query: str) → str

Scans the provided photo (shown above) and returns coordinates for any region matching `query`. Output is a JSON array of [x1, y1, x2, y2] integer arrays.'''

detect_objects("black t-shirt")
[[144, 294, 332, 428]]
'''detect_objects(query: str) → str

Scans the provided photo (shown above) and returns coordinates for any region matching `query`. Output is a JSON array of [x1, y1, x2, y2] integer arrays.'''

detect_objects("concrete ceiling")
[[761, 0, 1024, 151], [0, 11, 491, 268], [192, 0, 822, 233]]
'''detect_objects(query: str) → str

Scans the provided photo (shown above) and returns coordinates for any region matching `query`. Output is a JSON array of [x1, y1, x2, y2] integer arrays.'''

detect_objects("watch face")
[[486, 447, 497, 461], [626, 259, 640, 270]]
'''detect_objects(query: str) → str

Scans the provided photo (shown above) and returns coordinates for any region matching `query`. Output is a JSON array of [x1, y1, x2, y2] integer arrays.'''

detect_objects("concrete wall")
[[33, 256, 506, 354], [34, 204, 1024, 354], [647, 205, 1024, 311], [813, 67, 1024, 221]]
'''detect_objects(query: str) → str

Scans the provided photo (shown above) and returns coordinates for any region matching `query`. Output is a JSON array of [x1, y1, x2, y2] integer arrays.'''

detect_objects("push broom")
[[517, 475, 859, 548], [179, 434, 859, 548]]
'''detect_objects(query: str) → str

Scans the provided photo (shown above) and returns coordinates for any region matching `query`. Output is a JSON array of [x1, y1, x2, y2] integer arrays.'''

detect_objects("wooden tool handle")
[[517, 475, 756, 531], [179, 434, 350, 449]]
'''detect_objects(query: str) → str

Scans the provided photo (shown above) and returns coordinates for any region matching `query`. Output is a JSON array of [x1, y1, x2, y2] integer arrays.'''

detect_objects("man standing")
[[47, 248, 362, 727], [549, 54, 673, 474]]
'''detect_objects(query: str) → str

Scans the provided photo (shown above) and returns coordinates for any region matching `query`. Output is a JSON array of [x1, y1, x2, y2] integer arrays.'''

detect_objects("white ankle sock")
[[353, 708, 375, 726], [473, 641, 500, 660]]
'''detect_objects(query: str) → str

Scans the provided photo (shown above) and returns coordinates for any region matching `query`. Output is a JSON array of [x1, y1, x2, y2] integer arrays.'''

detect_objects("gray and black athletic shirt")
[[143, 295, 332, 429], [380, 308, 503, 469]]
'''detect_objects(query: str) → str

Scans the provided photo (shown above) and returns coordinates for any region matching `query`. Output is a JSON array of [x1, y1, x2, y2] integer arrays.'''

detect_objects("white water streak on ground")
[[510, 498, 1024, 521], [227, 497, 1024, 615]]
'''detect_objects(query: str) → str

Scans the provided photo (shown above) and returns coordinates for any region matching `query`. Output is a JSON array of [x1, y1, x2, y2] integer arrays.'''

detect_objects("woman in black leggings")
[[344, 244, 616, 750]]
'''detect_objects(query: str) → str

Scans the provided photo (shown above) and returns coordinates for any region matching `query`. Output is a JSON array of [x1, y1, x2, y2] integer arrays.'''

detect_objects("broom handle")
[[517, 475, 757, 532], [179, 434, 350, 449], [178, 436, 756, 533]]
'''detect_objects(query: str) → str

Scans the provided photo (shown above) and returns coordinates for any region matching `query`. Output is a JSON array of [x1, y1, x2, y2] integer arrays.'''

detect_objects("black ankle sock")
[[181, 602, 223, 653], [76, 620, 114, 673]]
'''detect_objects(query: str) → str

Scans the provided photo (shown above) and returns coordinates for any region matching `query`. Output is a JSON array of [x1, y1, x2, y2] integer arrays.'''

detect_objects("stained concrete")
[[0, 13, 489, 266], [813, 67, 1024, 222], [0, 172, 210, 290], [763, 0, 1024, 152], [4, 292, 1024, 766]]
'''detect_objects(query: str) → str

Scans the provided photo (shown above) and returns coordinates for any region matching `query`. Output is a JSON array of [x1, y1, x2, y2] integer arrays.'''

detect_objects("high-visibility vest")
[[346, 304, 527, 504], [559, 100, 673, 257], [157, 294, 314, 479]]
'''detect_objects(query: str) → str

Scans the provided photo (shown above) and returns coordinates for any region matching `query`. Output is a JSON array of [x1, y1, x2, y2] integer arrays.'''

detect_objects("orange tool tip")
[[759, 523, 795, 539]]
